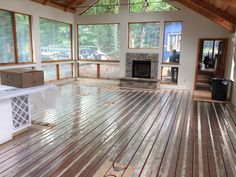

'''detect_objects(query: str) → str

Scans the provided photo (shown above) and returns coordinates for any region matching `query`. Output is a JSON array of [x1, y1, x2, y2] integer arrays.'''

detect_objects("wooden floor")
[[0, 82, 236, 177]]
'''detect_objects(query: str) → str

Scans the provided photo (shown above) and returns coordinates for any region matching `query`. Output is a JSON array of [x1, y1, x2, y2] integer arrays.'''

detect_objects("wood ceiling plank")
[[190, 0, 236, 25], [176, 0, 235, 32], [43, 0, 50, 5], [64, 0, 84, 11]]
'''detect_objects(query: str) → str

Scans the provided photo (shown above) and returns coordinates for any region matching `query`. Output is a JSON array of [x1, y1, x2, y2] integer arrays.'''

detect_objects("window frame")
[[0, 9, 34, 66], [162, 21, 183, 65], [77, 23, 120, 62], [39, 17, 73, 63], [128, 21, 161, 49]]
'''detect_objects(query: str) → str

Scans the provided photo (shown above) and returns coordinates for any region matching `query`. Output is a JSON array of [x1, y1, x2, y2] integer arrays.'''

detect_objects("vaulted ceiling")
[[31, 0, 236, 32]]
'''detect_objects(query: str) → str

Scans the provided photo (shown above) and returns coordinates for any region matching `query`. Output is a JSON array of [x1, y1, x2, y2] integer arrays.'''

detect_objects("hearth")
[[132, 60, 151, 79]]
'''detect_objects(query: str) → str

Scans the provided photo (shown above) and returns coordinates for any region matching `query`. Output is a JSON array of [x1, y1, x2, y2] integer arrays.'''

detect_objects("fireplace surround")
[[120, 53, 159, 89]]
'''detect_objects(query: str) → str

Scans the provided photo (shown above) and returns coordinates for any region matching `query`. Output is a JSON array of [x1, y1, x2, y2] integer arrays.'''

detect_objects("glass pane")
[[100, 64, 119, 78], [79, 63, 97, 78], [130, 0, 177, 13], [60, 64, 72, 79], [40, 18, 72, 61], [202, 40, 214, 62], [129, 22, 160, 48], [16, 13, 32, 63], [0, 10, 15, 63], [42, 65, 57, 81], [163, 22, 182, 63], [82, 0, 120, 15], [161, 67, 178, 84], [78, 24, 120, 61]]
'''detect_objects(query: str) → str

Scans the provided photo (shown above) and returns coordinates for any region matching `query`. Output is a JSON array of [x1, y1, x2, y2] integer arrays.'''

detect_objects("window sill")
[[0, 62, 35, 67], [42, 59, 74, 63], [78, 59, 120, 63], [161, 62, 180, 65], [160, 82, 178, 85]]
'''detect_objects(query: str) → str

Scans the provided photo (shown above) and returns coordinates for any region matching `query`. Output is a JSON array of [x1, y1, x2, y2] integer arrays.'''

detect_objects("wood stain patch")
[[31, 120, 57, 129]]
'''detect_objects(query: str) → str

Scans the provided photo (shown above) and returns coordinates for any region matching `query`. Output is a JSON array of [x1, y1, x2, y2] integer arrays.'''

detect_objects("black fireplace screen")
[[132, 60, 151, 79]]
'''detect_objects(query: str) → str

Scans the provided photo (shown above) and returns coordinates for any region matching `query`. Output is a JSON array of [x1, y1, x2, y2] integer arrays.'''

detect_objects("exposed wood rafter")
[[65, 0, 83, 11], [175, 0, 236, 32], [43, 0, 50, 5]]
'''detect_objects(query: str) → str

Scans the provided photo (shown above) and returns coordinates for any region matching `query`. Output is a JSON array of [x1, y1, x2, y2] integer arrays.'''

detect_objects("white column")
[[32, 15, 42, 70], [119, 0, 129, 78]]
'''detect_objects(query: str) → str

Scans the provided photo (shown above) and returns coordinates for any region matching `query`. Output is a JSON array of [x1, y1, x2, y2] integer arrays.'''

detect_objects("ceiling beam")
[[32, 0, 75, 13], [43, 0, 50, 5], [65, 0, 84, 11], [190, 0, 236, 25], [76, 0, 98, 15], [175, 0, 235, 32]]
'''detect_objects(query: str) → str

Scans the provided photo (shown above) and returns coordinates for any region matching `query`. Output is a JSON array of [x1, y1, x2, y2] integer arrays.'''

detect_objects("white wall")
[[0, 0, 75, 70], [76, 1, 233, 91], [230, 34, 236, 107]]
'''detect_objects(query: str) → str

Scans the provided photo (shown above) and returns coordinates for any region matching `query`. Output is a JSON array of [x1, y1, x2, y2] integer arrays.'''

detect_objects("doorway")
[[194, 38, 228, 101]]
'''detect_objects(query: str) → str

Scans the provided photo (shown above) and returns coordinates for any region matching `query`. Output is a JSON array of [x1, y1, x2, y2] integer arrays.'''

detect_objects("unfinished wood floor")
[[0, 82, 236, 177]]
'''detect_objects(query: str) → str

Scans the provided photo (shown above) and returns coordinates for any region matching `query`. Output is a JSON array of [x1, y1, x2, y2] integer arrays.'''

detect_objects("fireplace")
[[132, 60, 151, 79]]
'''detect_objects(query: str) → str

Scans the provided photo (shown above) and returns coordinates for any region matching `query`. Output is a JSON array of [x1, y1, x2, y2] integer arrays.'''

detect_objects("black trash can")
[[211, 78, 229, 101]]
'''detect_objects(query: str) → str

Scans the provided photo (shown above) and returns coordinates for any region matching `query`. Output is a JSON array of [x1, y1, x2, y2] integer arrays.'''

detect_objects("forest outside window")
[[78, 24, 120, 61], [163, 21, 182, 64], [0, 10, 33, 64], [40, 18, 72, 61], [129, 0, 178, 13], [129, 22, 160, 49], [81, 0, 120, 15]]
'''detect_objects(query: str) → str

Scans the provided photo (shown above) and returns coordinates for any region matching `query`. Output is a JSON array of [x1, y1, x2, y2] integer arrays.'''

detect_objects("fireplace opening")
[[132, 60, 151, 79]]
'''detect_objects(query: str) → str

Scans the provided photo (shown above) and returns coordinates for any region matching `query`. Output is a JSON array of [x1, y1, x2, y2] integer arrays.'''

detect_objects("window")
[[129, 0, 177, 13], [60, 64, 73, 79], [161, 66, 178, 84], [78, 24, 120, 61], [82, 0, 120, 15], [0, 10, 32, 64], [100, 64, 119, 79], [79, 63, 97, 78], [129, 22, 160, 48], [16, 14, 32, 63], [163, 22, 182, 63], [40, 18, 72, 61], [42, 65, 57, 81]]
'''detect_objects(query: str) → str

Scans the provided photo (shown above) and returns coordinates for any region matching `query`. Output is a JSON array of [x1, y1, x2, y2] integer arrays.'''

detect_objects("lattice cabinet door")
[[11, 95, 31, 133]]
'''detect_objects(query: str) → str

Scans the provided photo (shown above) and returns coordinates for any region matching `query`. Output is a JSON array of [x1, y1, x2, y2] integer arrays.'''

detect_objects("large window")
[[130, 0, 177, 13], [129, 22, 160, 49], [78, 24, 120, 61], [163, 21, 182, 64], [40, 18, 72, 61], [82, 0, 120, 15], [0, 10, 32, 64]]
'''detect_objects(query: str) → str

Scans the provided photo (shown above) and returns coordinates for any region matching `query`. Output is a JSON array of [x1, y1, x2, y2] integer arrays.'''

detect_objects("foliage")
[[130, 0, 177, 13], [81, 0, 177, 15], [129, 23, 160, 48], [15, 14, 32, 62], [78, 24, 120, 60], [82, 0, 119, 15], [0, 10, 15, 63], [40, 18, 71, 48]]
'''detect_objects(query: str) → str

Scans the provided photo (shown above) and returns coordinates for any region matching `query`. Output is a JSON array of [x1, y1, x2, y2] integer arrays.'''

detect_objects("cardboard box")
[[0, 69, 44, 88]]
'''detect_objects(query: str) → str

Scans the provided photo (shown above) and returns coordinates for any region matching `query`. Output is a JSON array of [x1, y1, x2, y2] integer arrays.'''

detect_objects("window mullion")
[[12, 12, 18, 64]]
